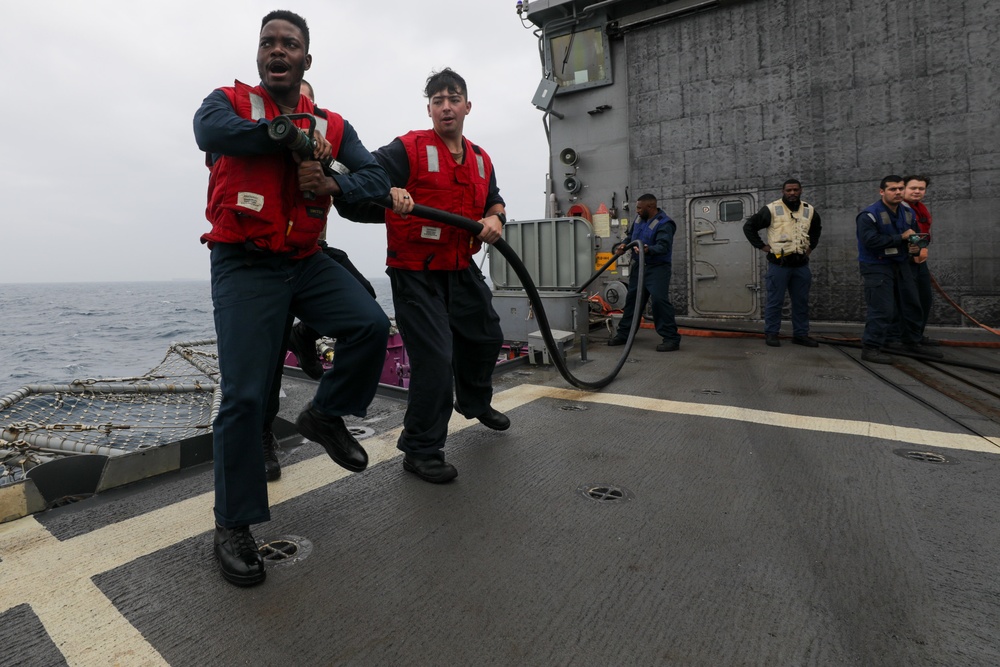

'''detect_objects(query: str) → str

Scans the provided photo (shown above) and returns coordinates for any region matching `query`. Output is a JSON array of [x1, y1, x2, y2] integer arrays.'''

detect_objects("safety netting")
[[0, 340, 220, 487]]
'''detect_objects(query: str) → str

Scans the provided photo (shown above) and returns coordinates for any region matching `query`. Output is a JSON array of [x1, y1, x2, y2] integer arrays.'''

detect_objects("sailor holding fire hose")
[[194, 10, 390, 587], [336, 68, 510, 485]]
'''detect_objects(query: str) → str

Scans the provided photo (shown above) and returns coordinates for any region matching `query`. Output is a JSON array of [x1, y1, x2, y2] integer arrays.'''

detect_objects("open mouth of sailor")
[[267, 60, 291, 82]]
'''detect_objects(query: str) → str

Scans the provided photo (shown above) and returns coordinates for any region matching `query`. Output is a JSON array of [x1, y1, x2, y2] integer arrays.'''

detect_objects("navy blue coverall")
[[194, 89, 390, 528]]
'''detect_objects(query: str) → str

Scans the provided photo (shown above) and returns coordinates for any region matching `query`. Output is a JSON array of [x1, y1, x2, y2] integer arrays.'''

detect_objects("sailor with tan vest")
[[743, 179, 822, 347]]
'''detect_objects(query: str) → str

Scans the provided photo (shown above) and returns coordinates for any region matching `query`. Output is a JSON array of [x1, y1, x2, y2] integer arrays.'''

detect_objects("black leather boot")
[[403, 452, 458, 483], [262, 428, 281, 481], [289, 322, 324, 380], [214, 524, 265, 587], [296, 404, 368, 472]]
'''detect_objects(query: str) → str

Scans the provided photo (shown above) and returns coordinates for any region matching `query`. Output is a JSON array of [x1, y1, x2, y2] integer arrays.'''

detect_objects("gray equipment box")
[[489, 217, 595, 291], [493, 291, 585, 343]]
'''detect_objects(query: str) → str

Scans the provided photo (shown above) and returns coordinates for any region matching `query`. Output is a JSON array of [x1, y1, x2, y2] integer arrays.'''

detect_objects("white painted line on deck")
[[0, 382, 995, 665], [517, 384, 1000, 453]]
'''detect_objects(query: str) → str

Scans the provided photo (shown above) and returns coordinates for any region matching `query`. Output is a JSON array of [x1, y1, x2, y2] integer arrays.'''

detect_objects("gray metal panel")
[[492, 291, 585, 343], [532, 78, 559, 111], [490, 217, 595, 290]]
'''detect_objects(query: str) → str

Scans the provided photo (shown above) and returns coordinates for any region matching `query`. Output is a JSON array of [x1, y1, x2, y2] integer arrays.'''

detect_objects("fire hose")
[[375, 197, 645, 391], [268, 113, 647, 390]]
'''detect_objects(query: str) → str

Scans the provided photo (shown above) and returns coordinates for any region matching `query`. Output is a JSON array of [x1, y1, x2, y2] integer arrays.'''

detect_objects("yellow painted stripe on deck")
[[0, 383, 996, 665], [0, 397, 539, 667]]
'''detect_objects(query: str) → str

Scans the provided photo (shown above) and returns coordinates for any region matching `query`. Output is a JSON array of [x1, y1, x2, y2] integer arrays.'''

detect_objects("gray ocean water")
[[0, 277, 394, 397]]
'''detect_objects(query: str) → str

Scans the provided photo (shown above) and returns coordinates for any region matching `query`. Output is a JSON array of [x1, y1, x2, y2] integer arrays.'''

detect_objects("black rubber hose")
[[375, 197, 645, 390], [577, 252, 620, 296]]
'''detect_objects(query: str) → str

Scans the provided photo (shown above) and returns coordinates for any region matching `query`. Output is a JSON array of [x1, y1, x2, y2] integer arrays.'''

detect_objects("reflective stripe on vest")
[[878, 209, 913, 227], [249, 92, 266, 121], [628, 215, 665, 235], [248, 91, 326, 136], [426, 145, 484, 177]]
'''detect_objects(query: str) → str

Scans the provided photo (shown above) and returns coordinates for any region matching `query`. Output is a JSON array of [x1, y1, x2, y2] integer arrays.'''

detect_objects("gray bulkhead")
[[517, 0, 1000, 327]]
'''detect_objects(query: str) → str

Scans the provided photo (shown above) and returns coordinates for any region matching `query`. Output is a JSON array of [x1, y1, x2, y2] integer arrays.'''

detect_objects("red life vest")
[[385, 129, 493, 270], [201, 80, 345, 258], [907, 199, 932, 239]]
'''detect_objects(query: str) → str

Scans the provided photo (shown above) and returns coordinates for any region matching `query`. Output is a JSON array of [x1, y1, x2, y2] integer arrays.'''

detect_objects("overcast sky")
[[1, 0, 549, 284]]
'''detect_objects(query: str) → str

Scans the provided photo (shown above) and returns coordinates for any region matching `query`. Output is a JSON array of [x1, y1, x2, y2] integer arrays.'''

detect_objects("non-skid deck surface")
[[2, 333, 998, 666]]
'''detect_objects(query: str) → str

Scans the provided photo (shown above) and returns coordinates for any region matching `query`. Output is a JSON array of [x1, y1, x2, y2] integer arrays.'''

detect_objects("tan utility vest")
[[766, 199, 814, 257]]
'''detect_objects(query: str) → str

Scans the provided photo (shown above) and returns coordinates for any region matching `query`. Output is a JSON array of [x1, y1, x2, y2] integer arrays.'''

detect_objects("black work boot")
[[403, 452, 458, 484], [296, 404, 368, 472], [289, 322, 324, 381], [902, 343, 944, 359], [214, 524, 265, 587], [861, 347, 892, 364], [262, 428, 281, 481], [455, 401, 510, 431]]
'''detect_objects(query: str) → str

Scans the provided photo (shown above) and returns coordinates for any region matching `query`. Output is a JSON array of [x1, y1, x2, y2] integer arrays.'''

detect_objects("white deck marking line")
[[518, 384, 1000, 453], [1, 381, 995, 665], [0, 386, 541, 667]]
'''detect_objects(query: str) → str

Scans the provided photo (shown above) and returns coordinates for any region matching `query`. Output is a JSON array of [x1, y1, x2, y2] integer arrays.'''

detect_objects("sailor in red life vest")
[[338, 68, 508, 484], [902, 175, 938, 345], [260, 79, 381, 486], [193, 10, 390, 587]]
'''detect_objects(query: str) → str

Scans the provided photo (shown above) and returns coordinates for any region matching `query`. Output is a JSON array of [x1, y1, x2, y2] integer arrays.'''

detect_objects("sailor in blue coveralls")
[[608, 194, 681, 352], [856, 176, 942, 364]]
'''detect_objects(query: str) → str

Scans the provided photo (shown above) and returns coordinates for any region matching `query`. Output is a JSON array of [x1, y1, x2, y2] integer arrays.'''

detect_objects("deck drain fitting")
[[819, 374, 851, 381], [893, 449, 956, 465], [257, 535, 314, 567], [577, 484, 633, 503], [347, 426, 375, 439], [560, 405, 589, 411], [698, 389, 723, 395]]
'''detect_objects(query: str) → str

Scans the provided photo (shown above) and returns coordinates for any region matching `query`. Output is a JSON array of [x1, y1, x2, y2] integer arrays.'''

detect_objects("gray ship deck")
[[3, 323, 999, 666]]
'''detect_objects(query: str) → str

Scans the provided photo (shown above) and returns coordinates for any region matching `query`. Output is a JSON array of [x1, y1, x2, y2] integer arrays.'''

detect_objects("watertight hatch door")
[[689, 194, 759, 317]]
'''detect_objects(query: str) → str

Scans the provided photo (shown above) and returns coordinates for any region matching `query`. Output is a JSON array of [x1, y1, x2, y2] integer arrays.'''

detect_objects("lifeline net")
[[0, 340, 220, 486]]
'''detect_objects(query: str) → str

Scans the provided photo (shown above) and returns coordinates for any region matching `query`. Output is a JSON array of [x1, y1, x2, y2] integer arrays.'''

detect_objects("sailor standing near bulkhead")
[[855, 175, 940, 364], [607, 194, 681, 352], [742, 179, 822, 347]]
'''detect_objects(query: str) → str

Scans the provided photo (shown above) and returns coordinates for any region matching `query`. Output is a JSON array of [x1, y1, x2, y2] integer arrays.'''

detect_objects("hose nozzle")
[[267, 114, 317, 161]]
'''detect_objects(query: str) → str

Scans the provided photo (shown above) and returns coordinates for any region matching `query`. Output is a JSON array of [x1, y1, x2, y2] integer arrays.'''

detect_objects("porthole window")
[[719, 200, 744, 222]]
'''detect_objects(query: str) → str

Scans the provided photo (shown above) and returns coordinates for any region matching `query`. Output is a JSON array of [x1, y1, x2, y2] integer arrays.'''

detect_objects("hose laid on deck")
[[375, 198, 645, 390]]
